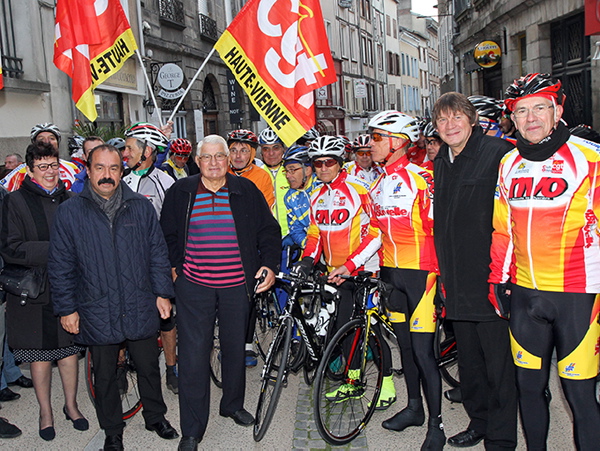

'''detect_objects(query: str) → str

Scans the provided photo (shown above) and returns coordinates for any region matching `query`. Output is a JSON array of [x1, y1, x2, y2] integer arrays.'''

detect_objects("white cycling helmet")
[[368, 110, 420, 142], [308, 136, 346, 161], [31, 123, 61, 144], [125, 122, 169, 152], [258, 127, 283, 145]]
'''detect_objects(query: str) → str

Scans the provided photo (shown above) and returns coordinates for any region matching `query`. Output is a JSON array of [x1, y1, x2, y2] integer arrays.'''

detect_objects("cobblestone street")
[[0, 351, 582, 450]]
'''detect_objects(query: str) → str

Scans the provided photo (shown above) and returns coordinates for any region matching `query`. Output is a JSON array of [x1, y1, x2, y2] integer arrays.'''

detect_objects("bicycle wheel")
[[255, 290, 280, 361], [435, 319, 460, 387], [209, 320, 222, 388], [253, 316, 293, 442], [314, 318, 384, 446], [85, 348, 143, 420]]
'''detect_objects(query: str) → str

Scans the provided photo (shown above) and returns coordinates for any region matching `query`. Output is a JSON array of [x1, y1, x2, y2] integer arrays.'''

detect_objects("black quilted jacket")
[[48, 181, 175, 346]]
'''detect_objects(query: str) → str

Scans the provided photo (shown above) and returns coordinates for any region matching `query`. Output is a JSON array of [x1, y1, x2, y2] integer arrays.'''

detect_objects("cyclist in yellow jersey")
[[258, 128, 290, 237], [489, 74, 600, 450], [368, 111, 444, 450]]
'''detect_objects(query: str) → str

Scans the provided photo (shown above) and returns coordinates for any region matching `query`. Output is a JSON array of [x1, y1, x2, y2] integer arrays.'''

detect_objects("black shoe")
[[447, 429, 485, 448], [178, 436, 200, 451], [421, 422, 446, 451], [220, 408, 254, 426], [103, 433, 124, 451], [0, 388, 20, 402], [0, 417, 21, 438], [7, 375, 33, 388], [39, 426, 55, 441], [444, 387, 463, 403], [166, 366, 179, 394], [145, 419, 179, 439], [63, 406, 89, 431], [381, 400, 425, 432]]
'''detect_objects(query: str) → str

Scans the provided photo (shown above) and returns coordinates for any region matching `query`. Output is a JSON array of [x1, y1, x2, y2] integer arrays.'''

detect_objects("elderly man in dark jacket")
[[433, 93, 517, 450], [160, 135, 281, 451], [48, 144, 178, 451]]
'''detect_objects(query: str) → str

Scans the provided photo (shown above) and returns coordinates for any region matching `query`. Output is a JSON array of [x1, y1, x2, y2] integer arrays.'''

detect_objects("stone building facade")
[[446, 0, 598, 128]]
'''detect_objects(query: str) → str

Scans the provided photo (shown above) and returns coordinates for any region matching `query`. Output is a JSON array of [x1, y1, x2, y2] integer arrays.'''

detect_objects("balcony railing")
[[200, 14, 218, 42], [159, 0, 185, 29]]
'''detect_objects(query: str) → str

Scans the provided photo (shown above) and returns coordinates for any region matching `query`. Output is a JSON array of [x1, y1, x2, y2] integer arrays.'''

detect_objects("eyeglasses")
[[284, 167, 303, 174], [370, 132, 406, 142], [355, 150, 371, 157], [33, 162, 60, 171], [313, 158, 338, 168], [172, 153, 190, 159], [198, 153, 228, 162], [229, 147, 251, 154], [513, 104, 554, 118]]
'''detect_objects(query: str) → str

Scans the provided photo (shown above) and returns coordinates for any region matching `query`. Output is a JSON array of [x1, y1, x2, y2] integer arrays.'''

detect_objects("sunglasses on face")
[[370, 132, 406, 142], [355, 150, 371, 157], [313, 158, 338, 168], [173, 153, 190, 159]]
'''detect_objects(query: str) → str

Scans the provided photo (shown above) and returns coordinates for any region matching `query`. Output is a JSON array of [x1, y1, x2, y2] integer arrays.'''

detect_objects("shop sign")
[[473, 41, 501, 68], [158, 63, 185, 99]]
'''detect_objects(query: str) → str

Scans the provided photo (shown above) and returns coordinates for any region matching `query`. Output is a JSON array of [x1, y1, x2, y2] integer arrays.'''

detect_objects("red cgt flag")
[[215, 0, 337, 146], [53, 0, 137, 121]]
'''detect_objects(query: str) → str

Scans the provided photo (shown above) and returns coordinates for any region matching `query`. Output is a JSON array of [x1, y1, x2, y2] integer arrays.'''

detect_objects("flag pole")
[[135, 49, 164, 128], [167, 48, 216, 125]]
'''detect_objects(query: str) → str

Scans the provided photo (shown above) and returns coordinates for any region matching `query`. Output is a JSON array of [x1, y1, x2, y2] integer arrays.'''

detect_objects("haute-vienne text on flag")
[[53, 0, 137, 121], [215, 0, 337, 146]]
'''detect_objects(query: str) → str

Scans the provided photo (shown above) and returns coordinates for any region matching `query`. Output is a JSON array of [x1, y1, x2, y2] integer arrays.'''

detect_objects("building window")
[[518, 34, 527, 76], [0, 0, 24, 79], [386, 15, 391, 36], [367, 38, 374, 66], [159, 0, 185, 29], [350, 28, 357, 61], [340, 24, 348, 59], [393, 19, 397, 39], [360, 0, 371, 21]]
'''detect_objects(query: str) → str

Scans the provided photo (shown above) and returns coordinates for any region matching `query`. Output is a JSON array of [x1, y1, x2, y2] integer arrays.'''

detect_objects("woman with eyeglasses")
[[0, 142, 88, 441]]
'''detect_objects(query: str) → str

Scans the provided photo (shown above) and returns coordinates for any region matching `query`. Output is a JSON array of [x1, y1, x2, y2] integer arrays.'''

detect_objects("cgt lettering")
[[508, 177, 568, 200]]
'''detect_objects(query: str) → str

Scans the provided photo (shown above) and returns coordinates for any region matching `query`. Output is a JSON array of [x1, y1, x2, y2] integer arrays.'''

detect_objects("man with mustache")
[[49, 144, 179, 451]]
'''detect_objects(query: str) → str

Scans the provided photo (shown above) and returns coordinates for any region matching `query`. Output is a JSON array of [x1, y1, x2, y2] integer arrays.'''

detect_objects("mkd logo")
[[508, 177, 568, 200]]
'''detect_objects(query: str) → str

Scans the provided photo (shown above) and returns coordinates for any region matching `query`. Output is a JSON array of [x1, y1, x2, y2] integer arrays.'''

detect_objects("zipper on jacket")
[[527, 164, 539, 289]]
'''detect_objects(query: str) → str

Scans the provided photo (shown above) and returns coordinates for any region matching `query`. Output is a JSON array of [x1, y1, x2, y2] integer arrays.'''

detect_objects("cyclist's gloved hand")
[[291, 257, 314, 279], [488, 282, 511, 319]]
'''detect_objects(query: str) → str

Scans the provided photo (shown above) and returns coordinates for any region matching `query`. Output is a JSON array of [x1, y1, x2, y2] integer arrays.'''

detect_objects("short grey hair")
[[196, 135, 229, 157]]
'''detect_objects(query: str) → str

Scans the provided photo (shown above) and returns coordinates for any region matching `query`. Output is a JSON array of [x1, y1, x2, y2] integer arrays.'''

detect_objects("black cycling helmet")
[[570, 124, 600, 144], [227, 129, 258, 148], [68, 135, 84, 155], [504, 73, 565, 112], [468, 95, 504, 123], [422, 122, 440, 140]]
